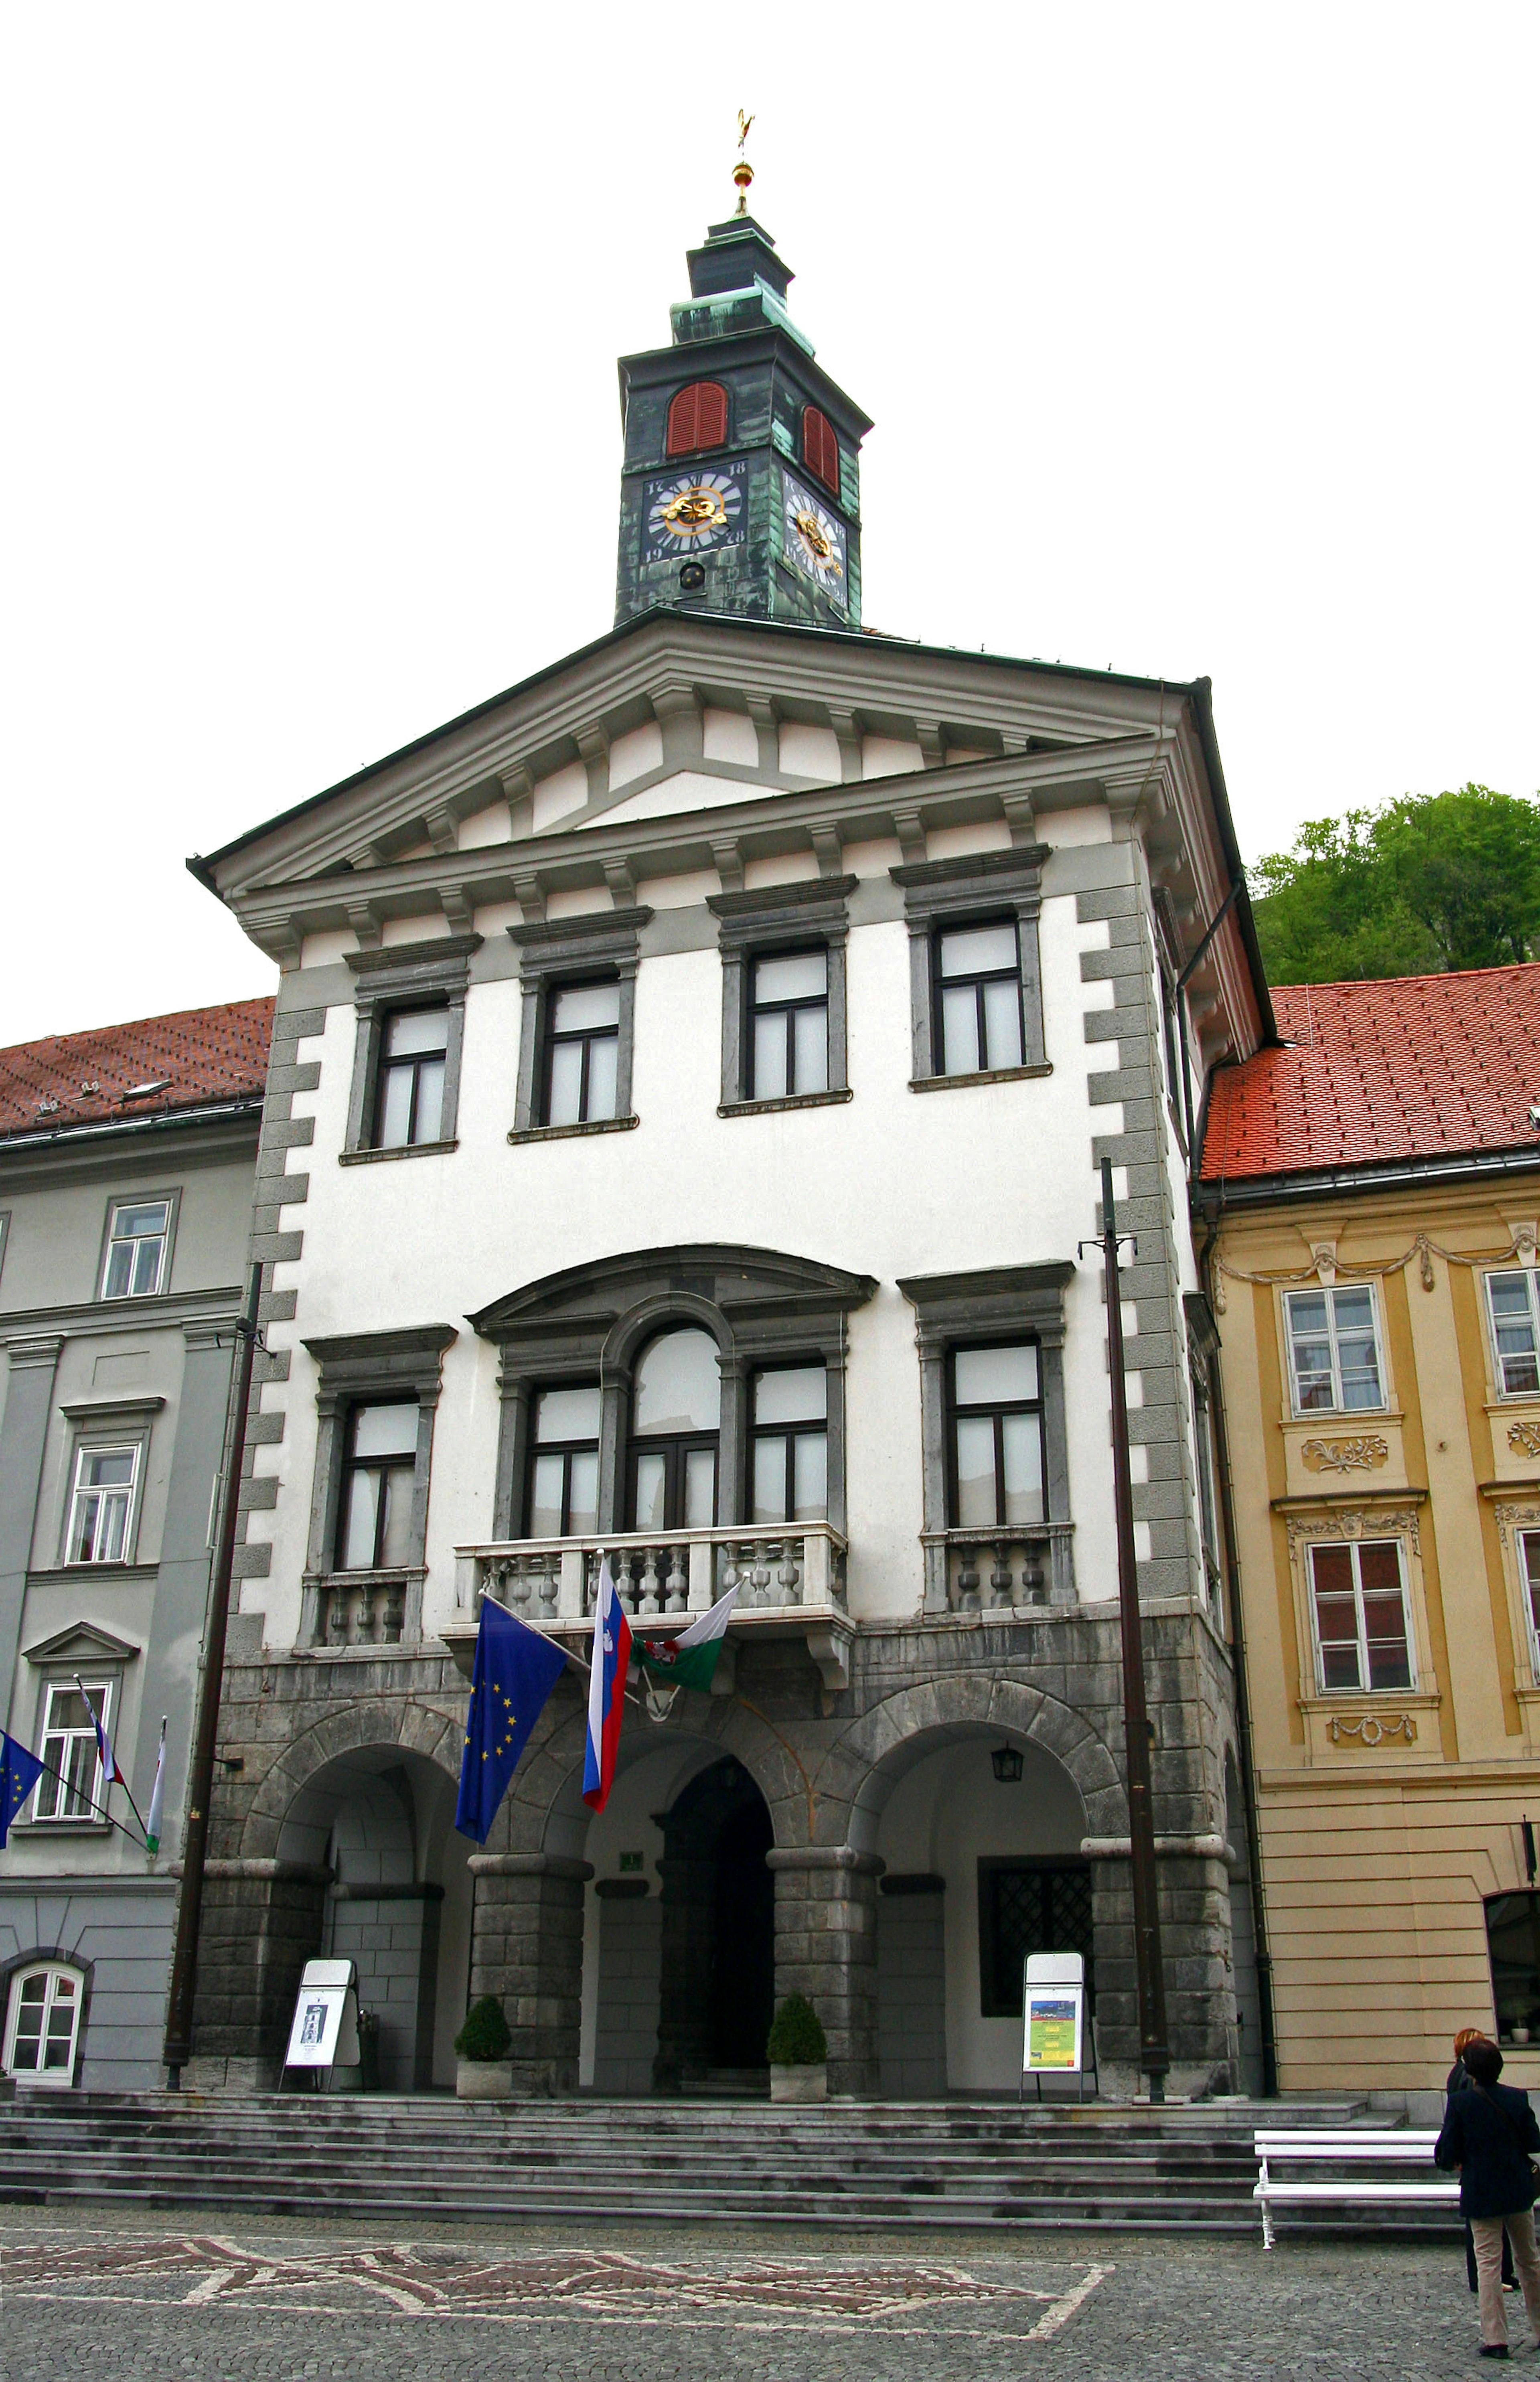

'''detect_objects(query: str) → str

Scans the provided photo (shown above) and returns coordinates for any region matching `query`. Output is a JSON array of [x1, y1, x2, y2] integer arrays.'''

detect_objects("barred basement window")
[[977, 1858, 1094, 2018]]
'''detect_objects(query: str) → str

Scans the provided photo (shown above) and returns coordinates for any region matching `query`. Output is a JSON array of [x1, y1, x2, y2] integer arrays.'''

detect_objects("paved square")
[[0, 2209, 1499, 2378]]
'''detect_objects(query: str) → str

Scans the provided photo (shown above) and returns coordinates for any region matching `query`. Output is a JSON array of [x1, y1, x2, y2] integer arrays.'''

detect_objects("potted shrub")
[[767, 1993, 828, 2103], [454, 1995, 513, 2099]]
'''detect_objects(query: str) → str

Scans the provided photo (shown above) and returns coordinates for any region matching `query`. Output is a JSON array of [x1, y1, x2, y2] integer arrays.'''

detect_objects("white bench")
[[1254, 2129, 1457, 2248]]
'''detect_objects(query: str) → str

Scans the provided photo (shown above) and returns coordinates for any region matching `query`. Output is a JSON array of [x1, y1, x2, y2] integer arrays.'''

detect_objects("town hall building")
[[183, 203, 1272, 2099]]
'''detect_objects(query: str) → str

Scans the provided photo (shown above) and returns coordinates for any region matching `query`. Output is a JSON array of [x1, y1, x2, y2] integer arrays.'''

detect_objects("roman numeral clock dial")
[[641, 462, 748, 567], [780, 470, 847, 609]]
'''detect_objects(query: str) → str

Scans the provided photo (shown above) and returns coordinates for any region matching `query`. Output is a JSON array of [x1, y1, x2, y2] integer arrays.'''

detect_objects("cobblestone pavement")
[[0, 2207, 1508, 2378]]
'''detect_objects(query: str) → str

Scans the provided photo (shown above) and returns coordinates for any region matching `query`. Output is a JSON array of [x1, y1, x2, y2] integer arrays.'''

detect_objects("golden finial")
[[733, 109, 755, 215]]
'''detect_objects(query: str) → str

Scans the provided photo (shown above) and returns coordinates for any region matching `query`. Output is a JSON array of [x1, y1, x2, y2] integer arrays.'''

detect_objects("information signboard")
[[1021, 1951, 1094, 2100], [283, 1958, 361, 2078]]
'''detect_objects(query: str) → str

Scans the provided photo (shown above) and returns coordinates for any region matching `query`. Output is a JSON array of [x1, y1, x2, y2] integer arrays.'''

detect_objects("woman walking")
[[1435, 2036, 1540, 2357], [1452, 2031, 1519, 2296]]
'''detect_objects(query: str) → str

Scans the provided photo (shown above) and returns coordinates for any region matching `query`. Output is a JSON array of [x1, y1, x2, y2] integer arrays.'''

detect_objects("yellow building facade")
[[1198, 971, 1540, 2102]]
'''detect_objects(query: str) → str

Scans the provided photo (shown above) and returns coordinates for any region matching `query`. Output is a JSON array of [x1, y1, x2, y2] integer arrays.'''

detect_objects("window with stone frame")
[[708, 879, 854, 1115], [1307, 1538, 1414, 1692], [342, 935, 479, 1161], [509, 908, 650, 1142], [336, 1402, 419, 1570], [898, 1263, 1074, 1611], [750, 1363, 829, 1524], [1283, 1285, 1385, 1413], [1488, 1269, 1540, 1398], [526, 1385, 602, 1537], [100, 1197, 173, 1299], [891, 848, 1049, 1090], [300, 1324, 457, 1647]]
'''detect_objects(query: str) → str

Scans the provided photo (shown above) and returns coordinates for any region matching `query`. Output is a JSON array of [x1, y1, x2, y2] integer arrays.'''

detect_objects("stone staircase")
[[0, 2093, 1459, 2237]]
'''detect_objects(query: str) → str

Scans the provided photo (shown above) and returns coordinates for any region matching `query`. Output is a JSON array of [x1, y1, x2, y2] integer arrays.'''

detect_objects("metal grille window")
[[949, 1344, 1046, 1529], [750, 1365, 828, 1524], [749, 950, 828, 1100], [2, 1963, 83, 2084], [978, 1859, 1094, 2017], [527, 1385, 601, 1537], [337, 1403, 418, 1570], [1283, 1286, 1384, 1412], [544, 982, 620, 1127], [935, 922, 1024, 1077], [34, 1681, 112, 1822], [66, 1445, 138, 1564], [374, 1008, 450, 1149], [1309, 1539, 1413, 1691], [101, 1200, 170, 1299], [1489, 1271, 1540, 1397]]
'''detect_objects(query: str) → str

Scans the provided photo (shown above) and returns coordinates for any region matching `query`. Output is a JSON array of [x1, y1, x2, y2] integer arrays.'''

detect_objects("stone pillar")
[[187, 1857, 331, 2091], [468, 1851, 592, 2095], [1085, 1831, 1235, 2097], [767, 1847, 883, 2096]]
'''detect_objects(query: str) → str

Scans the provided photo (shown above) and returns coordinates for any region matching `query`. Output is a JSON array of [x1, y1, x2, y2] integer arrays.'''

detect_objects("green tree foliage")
[[454, 1994, 512, 2062], [1250, 787, 1540, 985], [766, 1992, 827, 2066]]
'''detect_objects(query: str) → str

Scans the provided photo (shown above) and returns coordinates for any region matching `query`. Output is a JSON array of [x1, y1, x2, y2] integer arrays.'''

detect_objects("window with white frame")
[[3, 1962, 84, 2085], [100, 1200, 170, 1299], [65, 1444, 139, 1564], [1283, 1285, 1384, 1413], [1519, 1531, 1540, 1676], [33, 1680, 113, 1822], [1488, 1271, 1540, 1398], [1308, 1539, 1414, 1692]]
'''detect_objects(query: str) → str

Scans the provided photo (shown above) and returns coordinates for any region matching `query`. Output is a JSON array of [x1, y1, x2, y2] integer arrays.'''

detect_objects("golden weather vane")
[[733, 110, 755, 215]]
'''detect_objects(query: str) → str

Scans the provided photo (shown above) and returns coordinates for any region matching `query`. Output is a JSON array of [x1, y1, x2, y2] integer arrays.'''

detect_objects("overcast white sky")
[[3, 4, 1536, 1044]]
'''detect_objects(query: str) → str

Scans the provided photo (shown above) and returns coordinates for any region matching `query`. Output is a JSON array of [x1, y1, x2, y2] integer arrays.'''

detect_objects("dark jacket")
[[1435, 2079, 1540, 2219]]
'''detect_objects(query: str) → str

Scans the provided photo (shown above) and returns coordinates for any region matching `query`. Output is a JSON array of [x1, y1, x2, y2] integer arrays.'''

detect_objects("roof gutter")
[[1194, 1139, 1540, 1218], [0, 1094, 264, 1158]]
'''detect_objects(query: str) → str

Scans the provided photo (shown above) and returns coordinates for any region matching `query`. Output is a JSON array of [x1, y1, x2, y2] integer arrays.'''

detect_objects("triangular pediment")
[[22, 1620, 142, 1667]]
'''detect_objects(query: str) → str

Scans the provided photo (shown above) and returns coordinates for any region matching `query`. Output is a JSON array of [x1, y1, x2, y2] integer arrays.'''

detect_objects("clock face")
[[780, 470, 847, 607], [641, 461, 749, 566]]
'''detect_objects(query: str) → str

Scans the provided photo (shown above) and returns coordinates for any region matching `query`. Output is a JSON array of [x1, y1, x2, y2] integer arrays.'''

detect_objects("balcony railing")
[[450, 1524, 851, 1689], [299, 1568, 425, 1650], [921, 1524, 1075, 1614]]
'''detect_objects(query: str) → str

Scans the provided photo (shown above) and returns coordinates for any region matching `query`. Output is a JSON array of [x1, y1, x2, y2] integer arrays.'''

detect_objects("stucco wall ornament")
[[1301, 1435, 1390, 1475], [1508, 1423, 1540, 1462], [1286, 1507, 1422, 1556], [1327, 1712, 1417, 1747], [1213, 1229, 1530, 1297]]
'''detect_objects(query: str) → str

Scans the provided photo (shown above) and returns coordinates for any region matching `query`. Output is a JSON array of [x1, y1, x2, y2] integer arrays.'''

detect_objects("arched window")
[[3, 1962, 84, 2086], [630, 1328, 721, 1530], [802, 405, 841, 496], [666, 382, 728, 458]]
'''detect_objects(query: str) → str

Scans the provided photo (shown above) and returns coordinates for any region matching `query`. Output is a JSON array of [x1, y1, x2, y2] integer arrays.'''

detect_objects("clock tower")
[[614, 211, 872, 631]]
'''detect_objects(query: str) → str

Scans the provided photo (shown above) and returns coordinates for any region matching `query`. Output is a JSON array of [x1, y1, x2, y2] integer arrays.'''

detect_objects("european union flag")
[[454, 1599, 569, 1845], [1, 1730, 45, 1847]]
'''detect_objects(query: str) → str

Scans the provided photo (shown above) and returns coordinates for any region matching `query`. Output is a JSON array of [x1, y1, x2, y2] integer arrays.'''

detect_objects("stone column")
[[468, 1851, 592, 2095], [1085, 1830, 1234, 2096], [187, 1857, 331, 2091], [767, 1847, 883, 2096]]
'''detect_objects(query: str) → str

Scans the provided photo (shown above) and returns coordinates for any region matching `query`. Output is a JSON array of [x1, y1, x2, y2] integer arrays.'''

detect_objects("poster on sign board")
[[1024, 1985, 1084, 2072], [284, 1985, 355, 2069]]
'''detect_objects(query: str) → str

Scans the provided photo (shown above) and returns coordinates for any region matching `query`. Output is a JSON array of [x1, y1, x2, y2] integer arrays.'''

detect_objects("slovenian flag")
[[75, 1676, 122, 1787], [582, 1557, 631, 1813], [638, 1583, 738, 1695]]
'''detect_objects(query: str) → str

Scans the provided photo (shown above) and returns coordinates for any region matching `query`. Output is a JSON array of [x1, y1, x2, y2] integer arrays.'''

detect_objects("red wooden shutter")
[[666, 381, 728, 458], [802, 405, 840, 495]]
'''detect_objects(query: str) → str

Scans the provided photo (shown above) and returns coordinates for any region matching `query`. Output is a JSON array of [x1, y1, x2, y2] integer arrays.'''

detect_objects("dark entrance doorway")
[[653, 1757, 774, 2090]]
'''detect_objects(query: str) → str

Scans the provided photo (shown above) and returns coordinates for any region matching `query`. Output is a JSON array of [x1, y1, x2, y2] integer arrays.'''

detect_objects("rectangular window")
[[749, 950, 829, 1101], [337, 1403, 418, 1569], [1485, 1892, 1540, 2045], [374, 1008, 450, 1149], [750, 1364, 828, 1524], [1489, 1271, 1540, 1397], [977, 1857, 1094, 2019], [1283, 1285, 1384, 1413], [949, 1343, 1046, 1529], [527, 1385, 601, 1537], [1520, 1532, 1540, 1677], [66, 1444, 139, 1564], [935, 922, 1024, 1077], [34, 1681, 112, 1822], [544, 982, 620, 1127], [101, 1200, 170, 1299], [1309, 1539, 1413, 1691]]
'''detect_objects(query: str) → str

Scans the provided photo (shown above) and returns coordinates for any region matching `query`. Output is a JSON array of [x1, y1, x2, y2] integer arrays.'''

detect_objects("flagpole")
[[73, 1672, 150, 1841], [17, 1742, 148, 1847]]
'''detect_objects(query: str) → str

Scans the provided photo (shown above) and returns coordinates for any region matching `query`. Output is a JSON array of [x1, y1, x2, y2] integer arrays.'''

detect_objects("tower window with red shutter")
[[802, 406, 841, 497], [666, 382, 728, 458]]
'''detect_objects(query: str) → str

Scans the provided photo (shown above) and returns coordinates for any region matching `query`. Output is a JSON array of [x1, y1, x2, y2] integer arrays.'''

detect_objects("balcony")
[[447, 1524, 852, 1690], [921, 1523, 1075, 1614], [298, 1569, 425, 1651]]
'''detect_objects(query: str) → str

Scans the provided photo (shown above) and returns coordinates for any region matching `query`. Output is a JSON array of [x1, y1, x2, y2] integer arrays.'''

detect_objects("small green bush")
[[454, 1995, 512, 2062], [766, 1993, 827, 2067]]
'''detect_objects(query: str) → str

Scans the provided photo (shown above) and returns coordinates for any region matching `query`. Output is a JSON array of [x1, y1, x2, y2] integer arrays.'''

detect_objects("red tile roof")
[[1200, 966, 1540, 1182], [0, 997, 274, 1144]]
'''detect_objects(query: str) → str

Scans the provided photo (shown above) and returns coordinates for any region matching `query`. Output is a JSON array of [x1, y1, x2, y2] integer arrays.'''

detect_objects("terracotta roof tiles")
[[0, 997, 274, 1144], [1200, 965, 1540, 1182]]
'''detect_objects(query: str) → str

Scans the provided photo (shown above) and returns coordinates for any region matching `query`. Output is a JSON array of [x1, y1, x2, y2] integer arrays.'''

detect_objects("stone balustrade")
[[920, 1522, 1076, 1613], [303, 1569, 421, 1648], [454, 1523, 847, 1627]]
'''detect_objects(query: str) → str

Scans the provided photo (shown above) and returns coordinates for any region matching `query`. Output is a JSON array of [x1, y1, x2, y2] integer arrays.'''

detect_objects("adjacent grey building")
[[0, 999, 270, 2089]]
